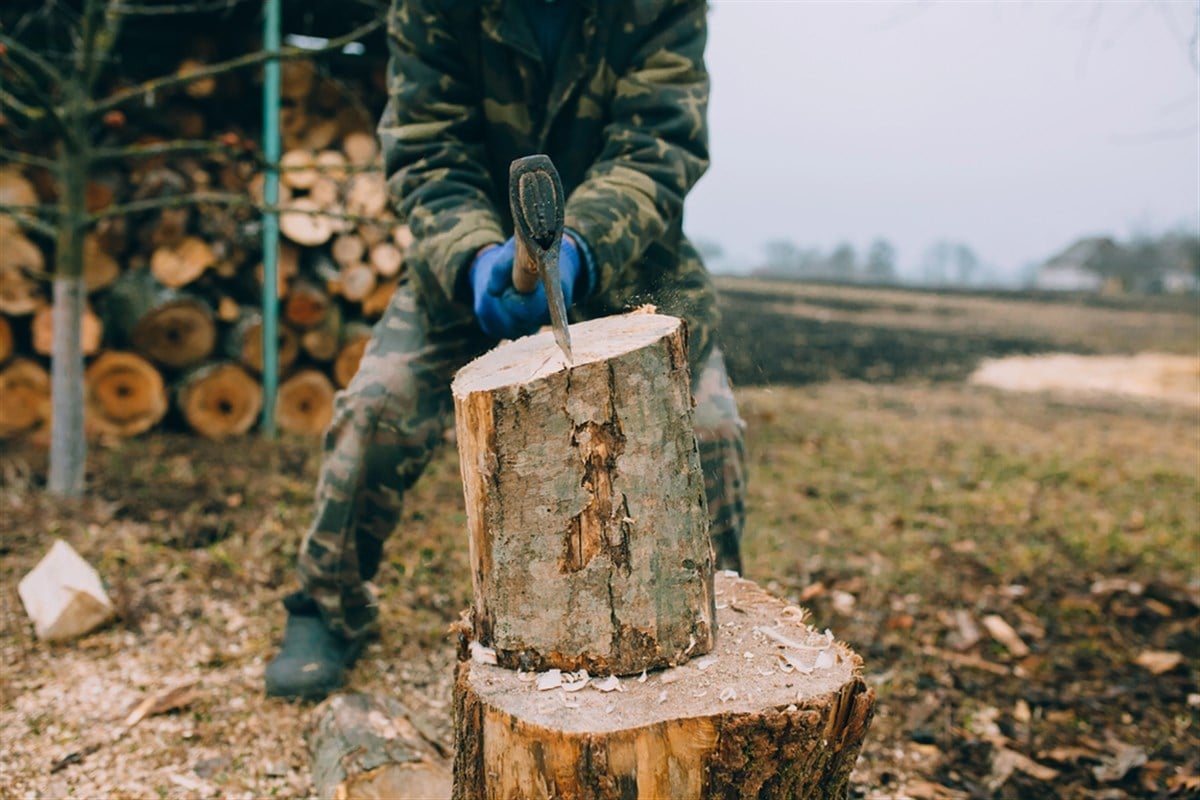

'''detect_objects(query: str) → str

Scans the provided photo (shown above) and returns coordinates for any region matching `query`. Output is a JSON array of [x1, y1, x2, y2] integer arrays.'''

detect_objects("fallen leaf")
[[1134, 649, 1183, 675], [1093, 740, 1147, 783], [988, 747, 1059, 791]]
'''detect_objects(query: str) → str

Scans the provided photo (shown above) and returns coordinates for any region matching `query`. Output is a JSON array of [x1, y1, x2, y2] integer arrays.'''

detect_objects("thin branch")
[[0, 146, 58, 170], [0, 203, 59, 239], [0, 86, 47, 123], [88, 17, 384, 117], [91, 138, 242, 163], [112, 0, 254, 15], [0, 31, 68, 85], [85, 0, 125, 94]]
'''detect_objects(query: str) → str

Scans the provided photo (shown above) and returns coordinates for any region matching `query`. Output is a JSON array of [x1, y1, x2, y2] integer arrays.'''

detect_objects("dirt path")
[[970, 352, 1199, 408]]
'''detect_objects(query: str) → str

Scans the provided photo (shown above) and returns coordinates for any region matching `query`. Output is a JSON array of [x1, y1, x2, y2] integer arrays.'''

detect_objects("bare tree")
[[0, 0, 382, 496]]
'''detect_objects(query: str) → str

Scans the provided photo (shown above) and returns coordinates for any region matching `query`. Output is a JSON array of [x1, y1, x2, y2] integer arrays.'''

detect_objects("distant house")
[[1034, 237, 1116, 292]]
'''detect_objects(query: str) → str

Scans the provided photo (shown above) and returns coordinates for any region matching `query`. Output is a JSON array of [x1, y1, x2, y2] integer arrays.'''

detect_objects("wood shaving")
[[593, 675, 622, 693], [719, 687, 737, 703], [561, 670, 590, 692], [536, 670, 562, 691], [468, 641, 498, 665]]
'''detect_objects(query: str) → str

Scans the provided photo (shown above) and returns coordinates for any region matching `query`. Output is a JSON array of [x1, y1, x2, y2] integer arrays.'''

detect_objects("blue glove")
[[470, 235, 586, 340]]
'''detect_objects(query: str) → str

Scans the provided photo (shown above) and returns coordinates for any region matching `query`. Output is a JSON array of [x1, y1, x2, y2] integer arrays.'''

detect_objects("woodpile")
[[0, 56, 410, 444]]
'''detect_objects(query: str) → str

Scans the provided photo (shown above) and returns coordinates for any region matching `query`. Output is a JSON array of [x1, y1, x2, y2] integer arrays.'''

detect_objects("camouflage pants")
[[298, 280, 747, 640]]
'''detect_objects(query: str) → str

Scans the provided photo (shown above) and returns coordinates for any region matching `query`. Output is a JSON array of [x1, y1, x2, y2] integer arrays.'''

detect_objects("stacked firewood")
[[0, 57, 410, 444]]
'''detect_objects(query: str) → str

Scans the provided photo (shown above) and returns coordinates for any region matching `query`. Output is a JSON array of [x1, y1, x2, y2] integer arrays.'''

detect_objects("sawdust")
[[969, 352, 1199, 408]]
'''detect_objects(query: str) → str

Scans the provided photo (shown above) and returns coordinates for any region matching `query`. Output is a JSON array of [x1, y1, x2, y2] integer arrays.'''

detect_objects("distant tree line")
[[748, 238, 905, 285]]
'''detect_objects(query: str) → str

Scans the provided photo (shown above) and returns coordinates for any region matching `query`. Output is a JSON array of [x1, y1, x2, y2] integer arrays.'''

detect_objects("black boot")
[[264, 591, 365, 700]]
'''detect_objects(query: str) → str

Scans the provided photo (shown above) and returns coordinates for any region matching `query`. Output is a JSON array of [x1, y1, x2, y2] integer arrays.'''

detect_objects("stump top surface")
[[462, 573, 864, 734], [452, 312, 681, 395]]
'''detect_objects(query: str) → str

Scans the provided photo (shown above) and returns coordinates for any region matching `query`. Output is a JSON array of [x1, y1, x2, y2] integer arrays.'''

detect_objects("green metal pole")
[[260, 0, 281, 435]]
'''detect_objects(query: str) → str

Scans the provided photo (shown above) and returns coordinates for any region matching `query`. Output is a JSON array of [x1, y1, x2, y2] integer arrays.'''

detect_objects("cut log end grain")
[[453, 572, 876, 800], [150, 236, 215, 288], [280, 199, 335, 247], [314, 149, 348, 183], [132, 299, 217, 370], [341, 131, 378, 167], [361, 278, 397, 319], [277, 370, 335, 437], [32, 303, 104, 357], [228, 311, 300, 375], [369, 242, 403, 277], [85, 351, 168, 438], [339, 263, 377, 302], [178, 362, 262, 439], [0, 265, 42, 316], [346, 173, 388, 218], [0, 359, 51, 439], [283, 280, 331, 330], [177, 58, 217, 98], [392, 224, 414, 252], [280, 149, 318, 191], [331, 233, 366, 268], [0, 167, 38, 208], [0, 233, 46, 275], [83, 235, 121, 293]]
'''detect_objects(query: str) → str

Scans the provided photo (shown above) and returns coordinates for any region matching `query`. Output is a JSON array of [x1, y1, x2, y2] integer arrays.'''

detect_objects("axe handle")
[[512, 236, 540, 294]]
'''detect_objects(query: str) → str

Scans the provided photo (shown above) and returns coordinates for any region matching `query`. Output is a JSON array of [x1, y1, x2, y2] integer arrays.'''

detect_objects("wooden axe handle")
[[512, 237, 540, 294]]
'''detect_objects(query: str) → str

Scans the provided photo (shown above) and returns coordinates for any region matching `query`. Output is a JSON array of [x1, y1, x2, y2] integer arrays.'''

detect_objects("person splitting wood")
[[265, 0, 748, 700]]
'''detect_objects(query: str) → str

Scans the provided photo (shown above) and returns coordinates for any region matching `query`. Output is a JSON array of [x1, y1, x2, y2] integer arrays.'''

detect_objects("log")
[[0, 166, 38, 208], [150, 235, 215, 288], [301, 117, 341, 152], [368, 242, 403, 278], [31, 301, 103, 357], [361, 278, 397, 319], [339, 263, 377, 303], [281, 149, 319, 191], [453, 572, 876, 800], [216, 295, 240, 323], [280, 198, 336, 247], [342, 131, 378, 167], [224, 309, 299, 375], [85, 351, 168, 438], [281, 59, 316, 101], [284, 279, 332, 330], [309, 692, 451, 800], [300, 301, 342, 362], [0, 315, 12, 365], [177, 58, 217, 98], [150, 207, 191, 250], [314, 149, 349, 183], [105, 268, 216, 370], [331, 233, 366, 269], [333, 322, 372, 388], [0, 264, 41, 316], [177, 361, 262, 439], [308, 176, 341, 209], [276, 369, 336, 437], [451, 312, 714, 675], [0, 358, 50, 439], [345, 172, 388, 218], [392, 224, 414, 253], [0, 232, 45, 275], [83, 234, 121, 292]]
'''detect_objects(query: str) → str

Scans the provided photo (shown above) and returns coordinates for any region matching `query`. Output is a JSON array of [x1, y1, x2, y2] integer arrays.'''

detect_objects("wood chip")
[[592, 675, 622, 693], [124, 681, 201, 727], [981, 614, 1030, 657], [536, 670, 562, 691], [1134, 649, 1183, 675]]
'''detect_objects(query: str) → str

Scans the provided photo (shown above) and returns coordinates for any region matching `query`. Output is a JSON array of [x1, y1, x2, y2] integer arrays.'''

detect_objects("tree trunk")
[[84, 351, 168, 438], [308, 692, 451, 800], [451, 312, 714, 675], [176, 361, 262, 439], [105, 267, 216, 370], [453, 572, 876, 800]]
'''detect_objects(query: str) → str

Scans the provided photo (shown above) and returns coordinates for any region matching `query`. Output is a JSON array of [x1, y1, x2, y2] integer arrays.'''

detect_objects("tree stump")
[[453, 572, 876, 800], [451, 313, 714, 676], [308, 692, 451, 800]]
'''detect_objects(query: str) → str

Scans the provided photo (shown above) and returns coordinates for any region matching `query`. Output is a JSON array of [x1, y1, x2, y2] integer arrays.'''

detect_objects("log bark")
[[176, 361, 262, 439], [333, 322, 372, 388], [224, 308, 299, 375], [277, 369, 336, 437], [85, 351, 168, 438], [105, 268, 216, 370], [0, 358, 50, 439], [308, 692, 451, 800], [453, 572, 876, 800], [0, 315, 12, 365], [451, 312, 714, 675], [31, 302, 103, 357]]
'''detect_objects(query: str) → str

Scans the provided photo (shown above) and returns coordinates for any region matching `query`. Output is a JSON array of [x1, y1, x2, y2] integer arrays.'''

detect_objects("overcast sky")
[[684, 1, 1200, 280]]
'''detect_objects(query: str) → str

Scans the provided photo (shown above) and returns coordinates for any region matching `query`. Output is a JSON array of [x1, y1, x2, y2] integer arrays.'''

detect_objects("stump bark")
[[453, 572, 876, 800], [308, 692, 451, 800], [451, 313, 714, 676]]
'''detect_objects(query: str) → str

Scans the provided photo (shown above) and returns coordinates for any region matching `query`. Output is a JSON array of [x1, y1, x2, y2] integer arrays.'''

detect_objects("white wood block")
[[17, 539, 115, 641]]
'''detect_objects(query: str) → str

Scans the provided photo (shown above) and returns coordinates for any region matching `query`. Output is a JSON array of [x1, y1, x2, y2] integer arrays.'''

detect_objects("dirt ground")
[[2, 282, 1197, 798]]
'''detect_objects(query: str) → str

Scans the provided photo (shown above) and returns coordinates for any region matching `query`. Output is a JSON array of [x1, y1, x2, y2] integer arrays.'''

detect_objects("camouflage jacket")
[[378, 0, 719, 364]]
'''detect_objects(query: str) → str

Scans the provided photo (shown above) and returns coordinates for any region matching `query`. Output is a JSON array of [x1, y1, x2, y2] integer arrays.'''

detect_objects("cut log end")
[[32, 302, 104, 357], [178, 362, 262, 439], [0, 359, 51, 440], [453, 572, 876, 800], [85, 351, 168, 438], [277, 370, 335, 437], [150, 236, 214, 289], [132, 299, 217, 369], [0, 315, 12, 365], [333, 325, 372, 388]]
